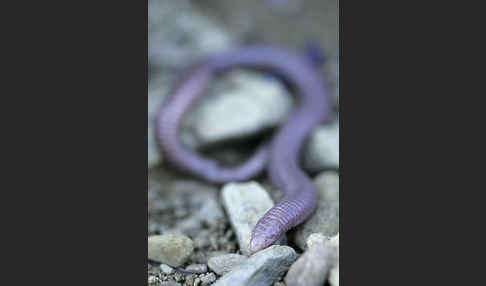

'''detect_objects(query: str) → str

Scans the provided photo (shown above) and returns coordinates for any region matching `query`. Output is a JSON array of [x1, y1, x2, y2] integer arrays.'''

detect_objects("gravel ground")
[[148, 1, 339, 285]]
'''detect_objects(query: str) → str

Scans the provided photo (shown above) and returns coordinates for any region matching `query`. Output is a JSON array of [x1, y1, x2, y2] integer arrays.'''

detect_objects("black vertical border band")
[[11, 0, 151, 284], [339, 0, 468, 284]]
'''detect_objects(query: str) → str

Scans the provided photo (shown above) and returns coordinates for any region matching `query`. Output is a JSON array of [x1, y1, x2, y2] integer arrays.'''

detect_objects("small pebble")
[[194, 278, 201, 286], [148, 276, 157, 284], [207, 254, 248, 275], [160, 264, 174, 275], [200, 272, 216, 286], [148, 233, 195, 267], [185, 264, 208, 274]]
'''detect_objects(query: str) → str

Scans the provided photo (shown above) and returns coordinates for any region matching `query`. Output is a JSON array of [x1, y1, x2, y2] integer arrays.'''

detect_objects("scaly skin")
[[156, 46, 331, 253]]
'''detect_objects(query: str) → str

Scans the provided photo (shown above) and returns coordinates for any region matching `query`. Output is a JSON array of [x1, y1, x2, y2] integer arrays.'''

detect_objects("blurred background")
[[149, 0, 338, 168], [148, 1, 339, 285]]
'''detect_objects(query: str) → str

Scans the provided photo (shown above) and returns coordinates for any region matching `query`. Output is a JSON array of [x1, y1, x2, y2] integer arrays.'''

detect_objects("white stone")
[[221, 182, 287, 255]]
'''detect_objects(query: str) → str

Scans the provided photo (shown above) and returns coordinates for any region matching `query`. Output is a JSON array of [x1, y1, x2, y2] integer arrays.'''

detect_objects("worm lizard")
[[156, 46, 331, 253]]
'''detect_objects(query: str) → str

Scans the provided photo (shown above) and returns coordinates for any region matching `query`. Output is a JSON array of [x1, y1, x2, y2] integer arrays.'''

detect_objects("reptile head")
[[249, 224, 282, 253]]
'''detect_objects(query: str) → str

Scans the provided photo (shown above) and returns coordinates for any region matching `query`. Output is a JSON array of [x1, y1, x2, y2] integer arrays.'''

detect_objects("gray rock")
[[148, 233, 194, 267], [160, 264, 174, 275], [292, 171, 339, 250], [284, 233, 337, 286], [200, 272, 217, 286], [207, 254, 248, 275], [181, 71, 292, 148], [185, 264, 208, 274], [221, 182, 287, 255], [303, 122, 339, 172], [213, 245, 297, 286]]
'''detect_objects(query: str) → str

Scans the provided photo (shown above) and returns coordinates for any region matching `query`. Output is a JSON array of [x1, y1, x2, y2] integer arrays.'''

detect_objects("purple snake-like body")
[[156, 46, 331, 252]]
